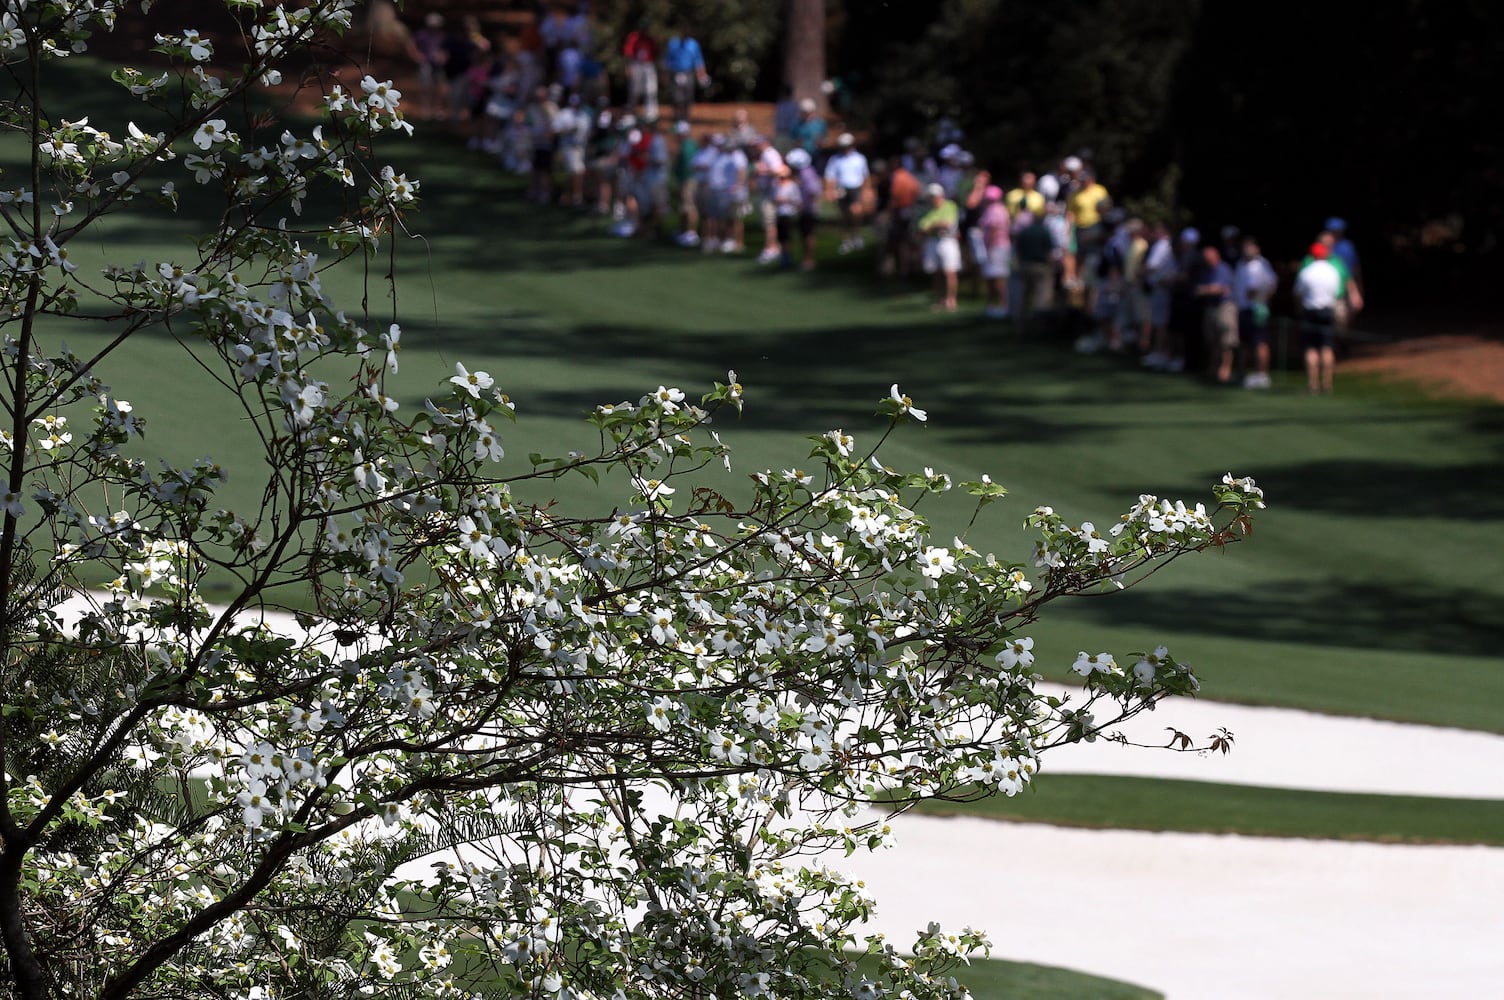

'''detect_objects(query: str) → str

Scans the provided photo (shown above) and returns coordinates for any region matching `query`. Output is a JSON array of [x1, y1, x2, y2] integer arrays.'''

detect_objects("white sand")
[[833, 816, 1504, 999], [822, 689, 1504, 997], [1036, 683, 1504, 799]]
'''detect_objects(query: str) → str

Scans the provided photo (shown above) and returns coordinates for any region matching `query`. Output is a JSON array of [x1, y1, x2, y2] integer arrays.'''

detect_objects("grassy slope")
[[899, 775, 1504, 846], [21, 125, 1504, 730], [923, 956, 1159, 1000], [8, 59, 1501, 734], [346, 139, 1504, 733]]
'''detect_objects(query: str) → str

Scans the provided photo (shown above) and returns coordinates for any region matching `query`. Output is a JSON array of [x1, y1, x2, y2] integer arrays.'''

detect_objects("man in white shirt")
[[1293, 242, 1343, 394], [823, 133, 870, 254], [750, 136, 786, 264], [1140, 222, 1178, 371], [704, 135, 747, 254]]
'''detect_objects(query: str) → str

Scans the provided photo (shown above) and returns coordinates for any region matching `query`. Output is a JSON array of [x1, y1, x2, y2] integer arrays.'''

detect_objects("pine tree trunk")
[[783, 0, 826, 113]]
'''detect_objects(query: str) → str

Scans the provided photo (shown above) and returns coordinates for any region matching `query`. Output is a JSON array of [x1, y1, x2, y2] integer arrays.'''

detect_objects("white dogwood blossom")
[[0, 4, 1267, 998]]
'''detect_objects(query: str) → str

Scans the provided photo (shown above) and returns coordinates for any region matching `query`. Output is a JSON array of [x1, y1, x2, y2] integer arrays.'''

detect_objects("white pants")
[[627, 62, 658, 118]]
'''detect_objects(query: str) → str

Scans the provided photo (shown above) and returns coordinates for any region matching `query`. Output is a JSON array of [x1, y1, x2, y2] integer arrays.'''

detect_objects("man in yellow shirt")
[[1067, 168, 1111, 308], [1005, 171, 1046, 220], [1067, 170, 1110, 230]]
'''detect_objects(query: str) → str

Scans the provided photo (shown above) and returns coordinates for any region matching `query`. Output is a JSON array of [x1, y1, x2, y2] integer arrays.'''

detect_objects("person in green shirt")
[[1302, 230, 1364, 329], [671, 120, 700, 246], [918, 183, 962, 311]]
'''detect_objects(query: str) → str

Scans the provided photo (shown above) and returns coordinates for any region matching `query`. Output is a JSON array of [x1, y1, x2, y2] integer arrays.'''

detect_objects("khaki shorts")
[[1203, 300, 1239, 350]]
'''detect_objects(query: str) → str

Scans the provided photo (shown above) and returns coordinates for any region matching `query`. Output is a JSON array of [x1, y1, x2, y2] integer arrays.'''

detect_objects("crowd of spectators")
[[401, 4, 1364, 394]]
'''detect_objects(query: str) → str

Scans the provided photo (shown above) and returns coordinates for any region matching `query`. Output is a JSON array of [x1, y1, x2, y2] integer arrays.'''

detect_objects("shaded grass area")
[[902, 775, 1504, 846], [6, 58, 1504, 731]]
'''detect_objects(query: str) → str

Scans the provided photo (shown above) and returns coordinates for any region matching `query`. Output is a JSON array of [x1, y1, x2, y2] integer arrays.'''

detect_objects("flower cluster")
[[0, 5, 1265, 997]]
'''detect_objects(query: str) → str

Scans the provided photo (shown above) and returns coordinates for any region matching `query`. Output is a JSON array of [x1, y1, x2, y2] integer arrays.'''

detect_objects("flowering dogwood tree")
[[0, 2, 1266, 997]]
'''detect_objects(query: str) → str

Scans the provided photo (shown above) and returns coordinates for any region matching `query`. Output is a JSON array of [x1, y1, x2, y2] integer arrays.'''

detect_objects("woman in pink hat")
[[977, 185, 1012, 319]]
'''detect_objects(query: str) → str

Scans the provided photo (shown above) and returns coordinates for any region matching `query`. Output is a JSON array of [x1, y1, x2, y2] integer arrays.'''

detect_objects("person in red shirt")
[[885, 163, 921, 277], [622, 23, 659, 119]]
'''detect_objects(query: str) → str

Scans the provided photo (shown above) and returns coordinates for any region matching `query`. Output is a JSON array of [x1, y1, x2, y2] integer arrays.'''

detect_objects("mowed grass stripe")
[[899, 775, 1504, 846], [8, 57, 1503, 733]]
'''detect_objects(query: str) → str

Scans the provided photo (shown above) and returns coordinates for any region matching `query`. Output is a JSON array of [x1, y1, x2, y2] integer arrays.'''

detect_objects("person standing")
[[771, 163, 801, 269], [786, 147, 823, 271], [663, 24, 709, 123], [633, 116, 671, 240], [1005, 171, 1046, 220], [883, 158, 922, 277], [1325, 217, 1362, 292], [672, 121, 701, 246], [1233, 236, 1278, 388], [824, 133, 870, 254], [622, 21, 659, 119], [960, 164, 991, 295], [539, 4, 570, 83], [1303, 232, 1364, 330], [1320, 220, 1364, 330], [790, 98, 828, 154], [587, 107, 619, 215], [1194, 245, 1238, 384], [1067, 168, 1111, 308], [773, 84, 800, 145], [727, 108, 758, 149], [1294, 242, 1344, 394], [977, 186, 1012, 319], [704, 134, 747, 254], [553, 93, 590, 207], [526, 86, 559, 205], [1141, 222, 1177, 369], [1113, 218, 1150, 352], [412, 12, 447, 120], [1168, 226, 1202, 374], [918, 183, 962, 312], [1043, 202, 1077, 307], [750, 136, 787, 264], [442, 15, 489, 123], [1012, 210, 1055, 332]]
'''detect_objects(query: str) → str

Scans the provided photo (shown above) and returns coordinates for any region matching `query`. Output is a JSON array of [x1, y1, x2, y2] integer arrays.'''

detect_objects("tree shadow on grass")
[[393, 314, 1123, 446], [1242, 457, 1504, 520], [1066, 577, 1504, 658]]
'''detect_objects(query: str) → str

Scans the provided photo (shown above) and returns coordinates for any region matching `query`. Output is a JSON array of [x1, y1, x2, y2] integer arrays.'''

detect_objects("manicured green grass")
[[900, 775, 1504, 846], [8, 58, 1503, 734], [952, 957, 1160, 1000], [867, 955, 1160, 1000]]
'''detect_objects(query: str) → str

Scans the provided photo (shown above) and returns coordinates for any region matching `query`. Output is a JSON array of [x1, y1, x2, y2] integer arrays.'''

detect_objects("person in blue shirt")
[[790, 98, 828, 154], [663, 24, 709, 123], [1194, 245, 1238, 383], [1324, 216, 1363, 326]]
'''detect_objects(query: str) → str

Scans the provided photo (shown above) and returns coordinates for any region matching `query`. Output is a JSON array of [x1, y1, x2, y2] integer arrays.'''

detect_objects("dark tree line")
[[833, 0, 1502, 307]]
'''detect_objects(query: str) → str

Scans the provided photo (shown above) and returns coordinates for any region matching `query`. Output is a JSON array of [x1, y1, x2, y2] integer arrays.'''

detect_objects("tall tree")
[[784, 0, 827, 110]]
